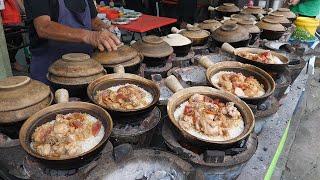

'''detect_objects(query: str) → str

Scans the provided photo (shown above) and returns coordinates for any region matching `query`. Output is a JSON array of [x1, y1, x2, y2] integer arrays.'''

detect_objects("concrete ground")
[[280, 67, 320, 180]]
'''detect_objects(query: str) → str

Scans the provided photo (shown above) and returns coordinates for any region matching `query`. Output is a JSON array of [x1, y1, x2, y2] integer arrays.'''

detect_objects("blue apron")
[[30, 0, 93, 84]]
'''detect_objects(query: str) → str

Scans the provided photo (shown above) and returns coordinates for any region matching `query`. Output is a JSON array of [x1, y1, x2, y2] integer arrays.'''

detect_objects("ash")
[[101, 160, 181, 180], [174, 66, 206, 85]]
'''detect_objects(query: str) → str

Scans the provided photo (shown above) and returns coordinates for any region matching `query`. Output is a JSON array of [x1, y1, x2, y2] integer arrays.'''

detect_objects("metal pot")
[[47, 53, 106, 98], [164, 75, 255, 148], [0, 76, 53, 124], [87, 65, 160, 121], [211, 23, 251, 48], [198, 58, 275, 105], [19, 102, 113, 169]]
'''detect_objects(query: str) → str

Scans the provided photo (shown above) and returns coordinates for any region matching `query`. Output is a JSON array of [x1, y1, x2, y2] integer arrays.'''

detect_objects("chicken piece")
[[53, 123, 69, 135], [32, 124, 53, 143], [226, 102, 241, 118], [65, 143, 82, 156], [36, 144, 51, 156]]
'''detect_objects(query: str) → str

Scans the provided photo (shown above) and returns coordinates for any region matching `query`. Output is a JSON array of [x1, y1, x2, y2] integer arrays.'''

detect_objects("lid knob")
[[0, 76, 31, 89], [62, 53, 91, 62], [221, 23, 238, 31], [142, 35, 164, 44], [223, 3, 235, 6]]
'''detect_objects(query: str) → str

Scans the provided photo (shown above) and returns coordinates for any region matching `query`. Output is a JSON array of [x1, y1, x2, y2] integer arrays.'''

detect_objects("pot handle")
[[165, 75, 184, 93], [54, 89, 69, 103], [221, 43, 235, 55], [114, 65, 125, 74], [186, 24, 193, 29], [198, 56, 215, 69], [171, 27, 180, 34], [208, 6, 216, 11]]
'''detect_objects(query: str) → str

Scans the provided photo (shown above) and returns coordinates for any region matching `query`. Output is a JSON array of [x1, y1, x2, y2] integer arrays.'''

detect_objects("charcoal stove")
[[0, 135, 113, 180], [192, 43, 210, 55], [87, 144, 200, 180], [0, 137, 28, 179], [171, 51, 195, 68], [162, 121, 258, 180], [110, 107, 161, 148], [270, 68, 292, 100], [21, 141, 113, 180], [288, 58, 306, 83], [142, 56, 173, 80]]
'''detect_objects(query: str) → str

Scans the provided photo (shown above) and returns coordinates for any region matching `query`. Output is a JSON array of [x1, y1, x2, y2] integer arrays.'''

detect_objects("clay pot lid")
[[238, 19, 260, 33], [132, 35, 173, 58], [242, 6, 267, 15], [216, 3, 240, 12], [274, 8, 296, 19], [257, 18, 286, 31], [212, 23, 250, 43], [198, 19, 222, 31], [0, 76, 51, 112], [48, 53, 105, 78], [180, 26, 210, 39], [231, 13, 257, 22], [92, 45, 139, 65], [264, 13, 291, 24], [278, 8, 290, 12]]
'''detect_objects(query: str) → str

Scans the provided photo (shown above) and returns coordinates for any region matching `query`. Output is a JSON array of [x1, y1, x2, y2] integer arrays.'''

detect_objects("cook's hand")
[[83, 30, 121, 52], [289, 0, 300, 5]]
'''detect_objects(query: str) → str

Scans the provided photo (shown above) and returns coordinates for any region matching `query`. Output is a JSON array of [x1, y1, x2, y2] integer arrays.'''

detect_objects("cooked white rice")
[[80, 114, 105, 153], [173, 101, 244, 141]]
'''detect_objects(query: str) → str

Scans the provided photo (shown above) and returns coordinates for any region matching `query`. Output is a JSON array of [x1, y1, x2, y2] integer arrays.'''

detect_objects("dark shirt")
[[24, 0, 98, 48]]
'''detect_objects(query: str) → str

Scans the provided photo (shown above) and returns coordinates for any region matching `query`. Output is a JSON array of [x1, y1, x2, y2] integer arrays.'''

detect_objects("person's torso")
[[291, 0, 320, 17], [26, 0, 91, 49]]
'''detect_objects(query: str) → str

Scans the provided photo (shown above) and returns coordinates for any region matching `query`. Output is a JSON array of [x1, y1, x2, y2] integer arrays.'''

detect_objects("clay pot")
[[241, 6, 267, 16], [132, 35, 173, 67], [237, 19, 261, 44], [264, 13, 292, 28], [198, 19, 222, 32], [179, 26, 211, 46], [92, 45, 143, 73], [47, 53, 106, 98], [257, 18, 286, 40], [211, 23, 251, 48], [0, 76, 53, 124], [273, 8, 297, 21]]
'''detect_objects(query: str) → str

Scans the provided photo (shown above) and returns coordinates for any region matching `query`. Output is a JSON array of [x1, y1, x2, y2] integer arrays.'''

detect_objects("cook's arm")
[[34, 15, 120, 51]]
